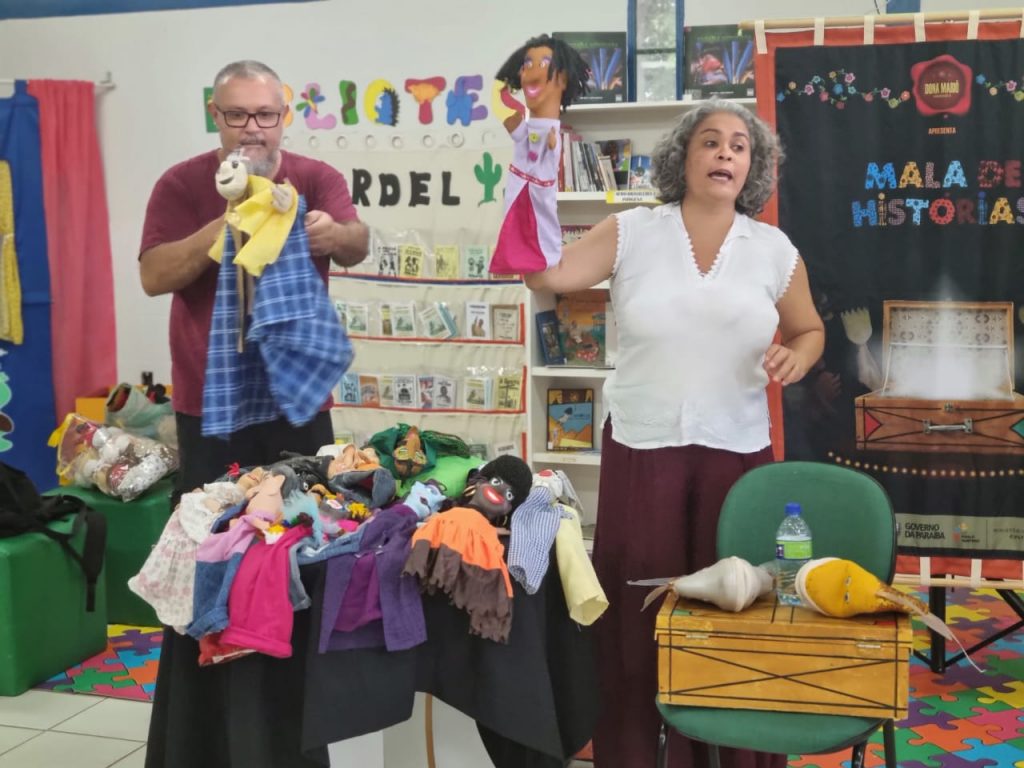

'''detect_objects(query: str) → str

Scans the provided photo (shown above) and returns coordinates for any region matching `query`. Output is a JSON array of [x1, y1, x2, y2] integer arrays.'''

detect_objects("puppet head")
[[392, 426, 428, 479], [215, 151, 250, 201], [462, 455, 533, 526], [496, 34, 590, 119]]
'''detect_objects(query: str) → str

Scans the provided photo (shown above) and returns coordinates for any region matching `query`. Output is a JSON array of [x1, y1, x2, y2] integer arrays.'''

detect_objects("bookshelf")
[[525, 96, 758, 526]]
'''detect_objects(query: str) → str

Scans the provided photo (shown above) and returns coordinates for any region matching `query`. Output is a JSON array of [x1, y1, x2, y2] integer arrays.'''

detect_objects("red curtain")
[[27, 79, 117, 423], [755, 19, 1024, 579]]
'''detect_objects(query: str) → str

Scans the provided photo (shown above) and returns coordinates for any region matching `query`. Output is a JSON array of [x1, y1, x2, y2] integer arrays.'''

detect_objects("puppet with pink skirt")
[[489, 34, 590, 275]]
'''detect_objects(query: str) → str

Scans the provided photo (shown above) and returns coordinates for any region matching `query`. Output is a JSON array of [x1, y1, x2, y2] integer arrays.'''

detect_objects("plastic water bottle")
[[775, 502, 813, 606]]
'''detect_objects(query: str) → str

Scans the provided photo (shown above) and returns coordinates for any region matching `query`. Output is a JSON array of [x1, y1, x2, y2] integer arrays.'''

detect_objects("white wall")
[[2, 0, 1020, 384]]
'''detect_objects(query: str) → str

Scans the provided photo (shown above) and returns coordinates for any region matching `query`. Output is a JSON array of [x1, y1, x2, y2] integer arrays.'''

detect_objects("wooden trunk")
[[853, 300, 1024, 455], [655, 593, 911, 719]]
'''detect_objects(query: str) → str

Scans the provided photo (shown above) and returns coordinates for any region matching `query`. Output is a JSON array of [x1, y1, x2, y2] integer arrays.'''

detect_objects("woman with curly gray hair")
[[525, 100, 822, 768]]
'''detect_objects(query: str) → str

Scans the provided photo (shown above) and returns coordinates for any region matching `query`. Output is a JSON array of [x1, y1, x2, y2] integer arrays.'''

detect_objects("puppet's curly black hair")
[[495, 34, 591, 110]]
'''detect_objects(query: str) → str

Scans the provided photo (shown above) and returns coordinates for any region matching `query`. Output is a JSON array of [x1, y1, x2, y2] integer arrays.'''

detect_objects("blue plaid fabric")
[[202, 195, 353, 438]]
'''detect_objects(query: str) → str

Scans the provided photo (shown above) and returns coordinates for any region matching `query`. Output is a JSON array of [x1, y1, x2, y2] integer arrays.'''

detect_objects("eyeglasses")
[[214, 105, 283, 128]]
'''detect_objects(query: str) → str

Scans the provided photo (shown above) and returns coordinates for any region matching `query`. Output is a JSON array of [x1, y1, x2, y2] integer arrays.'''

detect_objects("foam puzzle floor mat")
[[35, 624, 162, 702]]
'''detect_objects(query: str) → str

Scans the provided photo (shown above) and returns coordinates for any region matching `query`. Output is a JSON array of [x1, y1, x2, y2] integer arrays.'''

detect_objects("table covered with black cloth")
[[145, 549, 599, 768]]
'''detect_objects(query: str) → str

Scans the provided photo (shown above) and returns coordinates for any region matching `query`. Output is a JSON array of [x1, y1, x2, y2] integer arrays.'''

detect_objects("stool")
[[47, 477, 174, 627], [0, 516, 108, 696]]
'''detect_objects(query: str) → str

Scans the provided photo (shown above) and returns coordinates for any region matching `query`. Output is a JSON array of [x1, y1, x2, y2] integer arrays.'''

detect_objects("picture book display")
[[684, 25, 755, 99], [555, 289, 608, 366], [553, 31, 628, 104], [547, 388, 595, 451]]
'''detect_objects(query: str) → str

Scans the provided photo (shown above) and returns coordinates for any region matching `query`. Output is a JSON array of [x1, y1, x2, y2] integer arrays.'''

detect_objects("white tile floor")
[[0, 690, 148, 768], [0, 689, 593, 767]]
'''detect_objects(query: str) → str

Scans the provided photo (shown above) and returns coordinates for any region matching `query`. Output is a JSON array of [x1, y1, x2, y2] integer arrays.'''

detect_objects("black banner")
[[775, 39, 1024, 557]]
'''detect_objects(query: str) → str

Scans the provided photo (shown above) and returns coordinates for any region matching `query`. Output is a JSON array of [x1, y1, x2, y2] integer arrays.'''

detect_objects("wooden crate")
[[854, 300, 1024, 454], [655, 593, 911, 718]]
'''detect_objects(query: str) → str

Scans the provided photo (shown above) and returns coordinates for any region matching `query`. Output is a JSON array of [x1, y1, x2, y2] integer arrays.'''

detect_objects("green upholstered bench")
[[0, 516, 108, 696], [46, 477, 174, 627]]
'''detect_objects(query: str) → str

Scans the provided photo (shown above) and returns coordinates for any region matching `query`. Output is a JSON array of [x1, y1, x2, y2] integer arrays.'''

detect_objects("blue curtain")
[[0, 82, 58, 490]]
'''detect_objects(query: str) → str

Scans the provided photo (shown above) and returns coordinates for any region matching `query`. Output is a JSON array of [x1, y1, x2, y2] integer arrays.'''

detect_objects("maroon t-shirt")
[[139, 149, 359, 417]]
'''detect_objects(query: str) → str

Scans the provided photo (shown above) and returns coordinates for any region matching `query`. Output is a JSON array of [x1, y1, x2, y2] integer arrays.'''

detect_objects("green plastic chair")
[[656, 461, 899, 768]]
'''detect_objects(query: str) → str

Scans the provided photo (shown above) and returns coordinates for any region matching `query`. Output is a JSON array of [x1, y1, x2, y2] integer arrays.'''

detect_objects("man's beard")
[[238, 146, 277, 178]]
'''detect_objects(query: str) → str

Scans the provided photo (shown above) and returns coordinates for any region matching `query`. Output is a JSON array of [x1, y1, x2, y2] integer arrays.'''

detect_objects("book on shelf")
[[419, 302, 457, 340], [345, 302, 369, 336], [596, 155, 618, 192], [683, 24, 755, 99], [434, 375, 457, 409], [392, 375, 418, 408], [628, 155, 653, 190], [379, 303, 394, 337], [547, 388, 595, 451], [333, 300, 347, 328], [338, 373, 361, 405], [376, 244, 399, 276], [461, 244, 488, 279], [491, 303, 521, 343], [535, 309, 566, 365], [378, 375, 395, 407], [418, 375, 435, 409], [465, 301, 491, 340], [467, 443, 489, 460], [390, 301, 417, 338], [433, 244, 460, 279], [398, 244, 425, 278], [553, 31, 627, 104], [463, 376, 491, 409], [555, 289, 608, 366], [495, 372, 524, 411], [358, 375, 380, 407], [595, 138, 632, 188]]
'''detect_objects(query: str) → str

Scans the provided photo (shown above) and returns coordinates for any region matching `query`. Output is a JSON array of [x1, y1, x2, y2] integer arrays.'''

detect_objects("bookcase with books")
[[526, 96, 757, 524]]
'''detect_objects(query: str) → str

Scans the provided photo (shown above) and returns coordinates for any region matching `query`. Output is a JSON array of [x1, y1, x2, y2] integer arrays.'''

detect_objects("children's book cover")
[[628, 155, 652, 189], [434, 375, 457, 409], [495, 372, 523, 411], [376, 244, 399, 276], [684, 25, 755, 99], [433, 244, 460, 280], [553, 31, 628, 104], [345, 302, 369, 336], [338, 373, 361, 406], [465, 301, 491, 340], [547, 388, 595, 450], [358, 375, 380, 407], [378, 375, 395, 407], [535, 309, 565, 365], [555, 290, 608, 366], [392, 375, 418, 408], [461, 245, 488, 279], [418, 375, 435, 409], [463, 376, 491, 409], [398, 244, 425, 278]]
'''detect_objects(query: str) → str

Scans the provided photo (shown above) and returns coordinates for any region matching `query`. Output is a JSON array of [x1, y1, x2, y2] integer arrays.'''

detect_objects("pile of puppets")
[[130, 423, 608, 664]]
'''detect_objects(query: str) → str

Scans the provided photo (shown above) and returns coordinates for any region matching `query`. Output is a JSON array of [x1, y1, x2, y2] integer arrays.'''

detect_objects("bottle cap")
[[785, 502, 802, 516]]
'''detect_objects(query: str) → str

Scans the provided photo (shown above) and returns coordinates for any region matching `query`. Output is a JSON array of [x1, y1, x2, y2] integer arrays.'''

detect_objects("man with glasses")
[[139, 59, 368, 498]]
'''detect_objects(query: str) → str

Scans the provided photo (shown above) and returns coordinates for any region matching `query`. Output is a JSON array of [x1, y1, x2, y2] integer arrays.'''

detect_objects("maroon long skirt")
[[591, 420, 784, 768]]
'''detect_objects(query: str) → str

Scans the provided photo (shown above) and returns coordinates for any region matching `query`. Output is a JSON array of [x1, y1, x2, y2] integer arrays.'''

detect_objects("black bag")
[[0, 462, 106, 612]]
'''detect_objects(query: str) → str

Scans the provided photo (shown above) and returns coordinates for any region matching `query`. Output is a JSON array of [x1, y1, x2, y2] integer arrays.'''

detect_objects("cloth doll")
[[489, 34, 589, 275], [403, 455, 533, 643]]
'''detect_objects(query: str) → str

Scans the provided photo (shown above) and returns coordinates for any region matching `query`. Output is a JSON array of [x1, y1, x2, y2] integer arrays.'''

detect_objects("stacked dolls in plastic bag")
[[50, 413, 179, 501]]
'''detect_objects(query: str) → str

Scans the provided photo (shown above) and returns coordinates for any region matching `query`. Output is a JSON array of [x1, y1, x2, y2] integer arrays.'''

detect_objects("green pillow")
[[398, 455, 482, 499]]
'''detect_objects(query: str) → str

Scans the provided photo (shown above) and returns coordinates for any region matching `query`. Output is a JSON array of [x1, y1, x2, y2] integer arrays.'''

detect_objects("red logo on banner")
[[910, 54, 973, 117]]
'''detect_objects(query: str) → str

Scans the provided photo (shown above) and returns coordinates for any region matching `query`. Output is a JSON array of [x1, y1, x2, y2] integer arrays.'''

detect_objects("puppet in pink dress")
[[489, 34, 589, 275]]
